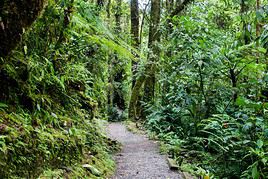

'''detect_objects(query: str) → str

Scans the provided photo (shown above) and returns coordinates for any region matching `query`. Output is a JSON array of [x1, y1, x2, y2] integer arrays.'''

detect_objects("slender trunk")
[[131, 0, 140, 48], [256, 0, 261, 63], [129, 64, 152, 120], [256, 0, 261, 37], [198, 66, 210, 118], [230, 68, 238, 102], [129, 0, 140, 119], [241, 0, 250, 44], [139, 2, 150, 46], [106, 0, 111, 18], [128, 73, 147, 120], [142, 0, 161, 118], [130, 0, 140, 86]]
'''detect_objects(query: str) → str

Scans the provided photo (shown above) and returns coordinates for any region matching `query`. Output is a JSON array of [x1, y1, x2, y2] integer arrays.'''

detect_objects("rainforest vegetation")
[[0, 0, 268, 178]]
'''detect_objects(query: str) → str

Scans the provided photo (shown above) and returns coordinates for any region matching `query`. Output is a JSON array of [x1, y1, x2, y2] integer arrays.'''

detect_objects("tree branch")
[[170, 0, 194, 17]]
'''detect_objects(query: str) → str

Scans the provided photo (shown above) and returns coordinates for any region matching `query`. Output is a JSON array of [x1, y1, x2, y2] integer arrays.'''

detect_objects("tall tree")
[[139, 1, 150, 44], [240, 0, 250, 44], [129, 0, 140, 120], [130, 0, 140, 83], [131, 0, 140, 48], [256, 0, 261, 63], [143, 0, 161, 108], [129, 0, 193, 120]]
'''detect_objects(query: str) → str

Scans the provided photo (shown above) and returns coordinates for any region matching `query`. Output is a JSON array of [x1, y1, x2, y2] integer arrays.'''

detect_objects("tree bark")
[[229, 68, 238, 102], [256, 0, 261, 63], [131, 0, 140, 48], [0, 0, 47, 57], [139, 1, 150, 46], [256, 0, 261, 37], [106, 0, 111, 18], [170, 0, 193, 18], [240, 0, 250, 44], [128, 0, 140, 119], [130, 0, 140, 86], [129, 64, 152, 120], [142, 0, 161, 117]]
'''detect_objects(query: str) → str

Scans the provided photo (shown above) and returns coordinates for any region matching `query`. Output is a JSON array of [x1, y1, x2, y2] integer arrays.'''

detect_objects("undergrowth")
[[0, 0, 126, 177], [143, 1, 268, 178]]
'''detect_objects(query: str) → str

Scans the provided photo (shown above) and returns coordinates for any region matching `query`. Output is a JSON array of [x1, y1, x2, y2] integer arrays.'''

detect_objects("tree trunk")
[[130, 0, 140, 85], [139, 1, 150, 46], [0, 0, 47, 57], [240, 0, 250, 44], [229, 68, 238, 102], [129, 64, 152, 120], [256, 0, 261, 37], [142, 0, 161, 117], [256, 0, 261, 63], [131, 0, 140, 48], [106, 0, 111, 18], [128, 0, 140, 120]]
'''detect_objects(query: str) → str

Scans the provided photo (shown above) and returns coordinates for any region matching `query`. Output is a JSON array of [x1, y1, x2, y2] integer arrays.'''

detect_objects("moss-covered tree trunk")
[[128, 0, 140, 120], [128, 0, 161, 121], [0, 0, 47, 57], [142, 0, 161, 116]]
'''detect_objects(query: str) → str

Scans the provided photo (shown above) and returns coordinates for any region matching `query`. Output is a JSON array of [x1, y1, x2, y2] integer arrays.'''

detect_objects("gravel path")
[[107, 122, 183, 179]]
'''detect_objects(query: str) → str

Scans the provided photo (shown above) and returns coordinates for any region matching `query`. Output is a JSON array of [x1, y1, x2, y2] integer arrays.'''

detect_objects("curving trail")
[[107, 123, 184, 179]]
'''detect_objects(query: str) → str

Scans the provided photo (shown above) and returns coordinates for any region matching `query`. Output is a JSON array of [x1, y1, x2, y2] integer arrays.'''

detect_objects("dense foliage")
[[0, 0, 125, 177], [1, 0, 268, 178], [145, 0, 268, 178]]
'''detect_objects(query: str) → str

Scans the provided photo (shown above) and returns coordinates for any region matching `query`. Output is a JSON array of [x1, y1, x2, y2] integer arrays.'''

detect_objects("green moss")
[[0, 0, 47, 57], [0, 0, 118, 178]]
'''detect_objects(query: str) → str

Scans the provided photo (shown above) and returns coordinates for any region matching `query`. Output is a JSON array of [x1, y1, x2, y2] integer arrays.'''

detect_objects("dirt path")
[[107, 122, 183, 179]]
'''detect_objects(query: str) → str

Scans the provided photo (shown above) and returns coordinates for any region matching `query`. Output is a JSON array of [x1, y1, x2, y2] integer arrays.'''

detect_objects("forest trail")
[[107, 123, 183, 179]]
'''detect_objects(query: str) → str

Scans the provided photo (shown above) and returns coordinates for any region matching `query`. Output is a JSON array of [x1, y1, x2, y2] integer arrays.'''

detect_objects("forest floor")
[[107, 122, 184, 179]]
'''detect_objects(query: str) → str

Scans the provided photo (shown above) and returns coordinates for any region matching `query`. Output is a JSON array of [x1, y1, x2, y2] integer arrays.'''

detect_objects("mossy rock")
[[0, 0, 47, 57]]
